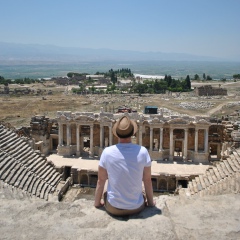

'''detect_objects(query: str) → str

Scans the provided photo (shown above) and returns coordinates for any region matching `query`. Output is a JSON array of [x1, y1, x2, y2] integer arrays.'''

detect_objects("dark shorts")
[[103, 192, 145, 216]]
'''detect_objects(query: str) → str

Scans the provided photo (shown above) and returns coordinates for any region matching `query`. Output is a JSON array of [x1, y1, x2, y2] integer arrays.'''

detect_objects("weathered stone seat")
[[226, 158, 238, 172], [205, 170, 214, 185], [0, 124, 62, 201], [0, 136, 19, 149], [3, 161, 21, 183], [222, 160, 234, 174], [216, 164, 226, 178]]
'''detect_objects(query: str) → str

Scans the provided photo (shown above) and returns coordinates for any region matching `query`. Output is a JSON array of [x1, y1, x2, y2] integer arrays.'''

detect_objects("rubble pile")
[[178, 101, 215, 110]]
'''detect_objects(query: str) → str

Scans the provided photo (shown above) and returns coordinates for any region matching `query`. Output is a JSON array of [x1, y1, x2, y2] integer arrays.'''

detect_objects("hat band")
[[116, 128, 134, 138]]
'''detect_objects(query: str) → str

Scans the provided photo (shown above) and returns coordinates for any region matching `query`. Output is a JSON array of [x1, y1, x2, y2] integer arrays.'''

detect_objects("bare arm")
[[94, 166, 108, 208], [143, 166, 155, 206]]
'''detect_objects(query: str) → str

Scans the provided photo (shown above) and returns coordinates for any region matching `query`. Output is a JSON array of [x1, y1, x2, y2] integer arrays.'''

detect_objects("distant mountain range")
[[0, 42, 231, 63]]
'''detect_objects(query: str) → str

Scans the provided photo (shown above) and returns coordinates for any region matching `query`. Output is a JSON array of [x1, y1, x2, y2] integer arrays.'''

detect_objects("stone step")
[[0, 136, 19, 149], [226, 158, 238, 172], [40, 183, 49, 199], [17, 151, 34, 164], [3, 137, 25, 149], [28, 177, 39, 194], [209, 168, 218, 183], [206, 170, 214, 185], [4, 162, 22, 183], [230, 155, 240, 170], [23, 174, 35, 192], [47, 172, 59, 186], [32, 179, 41, 195], [220, 162, 230, 176], [50, 173, 61, 187], [21, 154, 39, 167], [36, 181, 45, 197], [198, 174, 207, 189], [39, 165, 52, 180], [9, 164, 23, 185], [26, 157, 44, 171], [1, 158, 16, 180], [188, 181, 195, 195], [19, 172, 32, 189], [33, 161, 48, 176], [10, 164, 27, 186], [14, 167, 29, 188], [202, 175, 210, 188], [11, 147, 31, 160], [222, 160, 234, 175], [216, 164, 226, 179], [8, 142, 28, 155], [191, 179, 199, 193], [44, 168, 58, 183], [0, 150, 6, 158], [0, 132, 16, 142], [195, 177, 203, 191], [212, 167, 222, 181], [0, 156, 12, 171], [232, 151, 240, 164], [44, 185, 53, 200]]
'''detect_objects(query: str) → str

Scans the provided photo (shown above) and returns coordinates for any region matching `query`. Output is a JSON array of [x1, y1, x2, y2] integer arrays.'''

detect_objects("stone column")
[[217, 143, 221, 159], [159, 127, 163, 151], [150, 127, 153, 151], [139, 124, 143, 146], [100, 125, 103, 148], [76, 124, 80, 157], [204, 128, 209, 153], [195, 128, 198, 152], [109, 126, 113, 146], [67, 123, 71, 146], [184, 128, 188, 160], [90, 125, 94, 157], [58, 122, 63, 145], [169, 128, 174, 161]]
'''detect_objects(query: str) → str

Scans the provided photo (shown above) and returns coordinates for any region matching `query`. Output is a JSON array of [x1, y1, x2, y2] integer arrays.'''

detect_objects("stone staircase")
[[0, 124, 62, 200], [183, 148, 240, 197]]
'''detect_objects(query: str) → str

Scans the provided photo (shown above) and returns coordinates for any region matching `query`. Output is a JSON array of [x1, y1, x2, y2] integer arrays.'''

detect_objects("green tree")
[[194, 74, 200, 80], [233, 74, 240, 79], [206, 75, 212, 80], [203, 73, 206, 80], [185, 75, 191, 89]]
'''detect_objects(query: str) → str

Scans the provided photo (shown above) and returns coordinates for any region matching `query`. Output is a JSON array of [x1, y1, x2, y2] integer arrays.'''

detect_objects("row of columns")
[[58, 123, 113, 157], [149, 127, 209, 161], [99, 125, 113, 148], [58, 122, 209, 159]]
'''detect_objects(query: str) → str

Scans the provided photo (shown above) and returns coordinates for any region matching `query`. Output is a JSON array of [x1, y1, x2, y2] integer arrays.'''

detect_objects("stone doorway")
[[52, 138, 58, 150], [82, 136, 90, 157], [174, 140, 183, 160], [209, 143, 220, 161], [178, 180, 188, 188], [63, 166, 71, 180]]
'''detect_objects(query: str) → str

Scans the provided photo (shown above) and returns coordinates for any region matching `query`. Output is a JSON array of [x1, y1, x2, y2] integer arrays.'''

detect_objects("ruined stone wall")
[[93, 124, 100, 147], [142, 126, 150, 148], [63, 125, 67, 144], [163, 128, 170, 149], [71, 124, 76, 145], [188, 128, 195, 150], [198, 129, 205, 150], [195, 85, 227, 96]]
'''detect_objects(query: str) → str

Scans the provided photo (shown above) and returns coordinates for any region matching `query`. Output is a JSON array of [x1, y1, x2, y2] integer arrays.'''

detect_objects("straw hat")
[[112, 116, 138, 138]]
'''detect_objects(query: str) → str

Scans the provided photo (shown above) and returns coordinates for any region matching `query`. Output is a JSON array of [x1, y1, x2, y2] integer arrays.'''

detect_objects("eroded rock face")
[[0, 190, 239, 240]]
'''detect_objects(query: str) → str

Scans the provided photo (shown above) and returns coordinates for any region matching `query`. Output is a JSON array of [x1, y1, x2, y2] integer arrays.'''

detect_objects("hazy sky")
[[1, 0, 240, 59]]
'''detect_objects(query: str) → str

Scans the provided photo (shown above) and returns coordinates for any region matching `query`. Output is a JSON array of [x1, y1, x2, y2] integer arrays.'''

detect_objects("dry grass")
[[1, 80, 240, 128]]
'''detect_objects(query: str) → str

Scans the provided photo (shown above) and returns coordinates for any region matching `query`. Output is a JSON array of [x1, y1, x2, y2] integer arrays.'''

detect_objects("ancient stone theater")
[[55, 109, 220, 163]]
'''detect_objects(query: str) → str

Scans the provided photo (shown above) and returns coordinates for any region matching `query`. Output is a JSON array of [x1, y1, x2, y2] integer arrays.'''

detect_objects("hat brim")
[[112, 117, 138, 138]]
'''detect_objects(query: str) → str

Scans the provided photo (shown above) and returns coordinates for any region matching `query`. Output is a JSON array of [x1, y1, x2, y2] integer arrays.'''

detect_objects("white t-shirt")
[[99, 143, 151, 210]]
